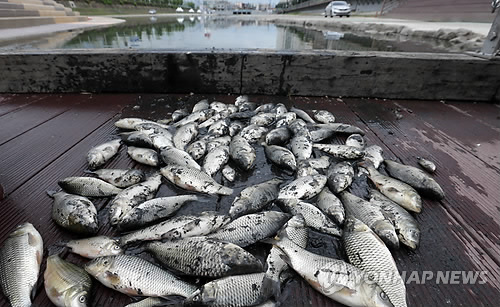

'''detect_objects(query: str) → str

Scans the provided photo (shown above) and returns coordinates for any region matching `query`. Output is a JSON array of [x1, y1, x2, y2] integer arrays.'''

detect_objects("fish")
[[192, 99, 210, 112], [58, 177, 122, 197], [239, 101, 257, 112], [118, 195, 204, 230], [309, 127, 336, 143], [127, 146, 159, 167], [296, 161, 321, 178], [229, 135, 256, 171], [262, 143, 297, 172], [275, 112, 297, 128], [346, 134, 365, 150], [290, 106, 316, 123], [359, 145, 384, 175], [135, 125, 174, 150], [44, 255, 92, 307], [115, 118, 169, 130], [186, 140, 207, 161], [0, 223, 43, 307], [274, 103, 288, 116], [312, 110, 336, 124], [84, 255, 197, 298], [234, 95, 248, 106], [210, 101, 228, 112], [120, 131, 154, 148], [369, 190, 420, 250], [227, 104, 238, 114], [203, 146, 230, 177], [222, 165, 236, 182], [312, 123, 365, 135], [171, 109, 190, 122], [119, 212, 229, 245], [250, 112, 276, 127], [362, 164, 422, 213], [146, 237, 263, 277], [279, 199, 342, 237], [47, 191, 98, 235], [255, 103, 276, 113], [161, 165, 233, 195], [384, 160, 445, 200], [307, 156, 331, 170], [185, 273, 271, 307], [339, 191, 399, 249], [313, 144, 365, 160], [206, 136, 232, 152], [84, 168, 145, 188], [228, 120, 244, 136], [208, 211, 291, 247], [327, 161, 355, 193], [173, 123, 198, 150], [266, 233, 393, 307], [160, 146, 202, 170], [277, 175, 327, 200], [63, 236, 123, 259], [228, 178, 283, 218], [125, 297, 168, 307], [265, 127, 291, 145], [208, 119, 230, 137], [316, 187, 345, 226], [290, 131, 313, 161], [239, 125, 268, 143], [343, 217, 407, 307], [229, 110, 257, 120], [174, 109, 214, 128], [87, 139, 121, 170], [288, 119, 308, 135], [109, 173, 162, 226], [199, 112, 224, 129], [417, 157, 436, 173]]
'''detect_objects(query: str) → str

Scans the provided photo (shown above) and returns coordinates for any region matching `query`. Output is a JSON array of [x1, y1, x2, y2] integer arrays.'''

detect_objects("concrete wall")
[[0, 50, 499, 102]]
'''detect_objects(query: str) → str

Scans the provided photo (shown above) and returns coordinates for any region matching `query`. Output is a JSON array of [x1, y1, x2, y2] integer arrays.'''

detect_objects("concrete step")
[[0, 15, 87, 29], [0, 2, 67, 11], [0, 0, 61, 6], [0, 8, 69, 17]]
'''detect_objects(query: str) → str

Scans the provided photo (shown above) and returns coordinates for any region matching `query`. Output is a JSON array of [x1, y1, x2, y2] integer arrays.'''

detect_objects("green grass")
[[74, 7, 176, 16]]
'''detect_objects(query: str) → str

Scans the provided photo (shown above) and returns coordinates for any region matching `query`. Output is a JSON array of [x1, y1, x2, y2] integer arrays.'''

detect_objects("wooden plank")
[[0, 94, 48, 116]]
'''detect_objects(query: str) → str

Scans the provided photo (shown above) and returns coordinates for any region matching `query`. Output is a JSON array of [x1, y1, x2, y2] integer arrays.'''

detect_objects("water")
[[2, 16, 451, 52]]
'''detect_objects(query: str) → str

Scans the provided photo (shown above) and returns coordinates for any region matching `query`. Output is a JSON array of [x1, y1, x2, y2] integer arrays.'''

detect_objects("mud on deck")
[[0, 94, 499, 307]]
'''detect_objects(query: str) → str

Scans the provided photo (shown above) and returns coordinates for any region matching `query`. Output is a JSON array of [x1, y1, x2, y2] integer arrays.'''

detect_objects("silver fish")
[[173, 123, 198, 150], [203, 146, 230, 177], [110, 173, 162, 226], [125, 297, 166, 307], [206, 136, 232, 152], [186, 139, 207, 161], [290, 106, 316, 123], [309, 127, 336, 142], [239, 101, 257, 112], [229, 178, 283, 218], [288, 119, 308, 135], [229, 135, 256, 171], [327, 161, 354, 193], [277, 175, 327, 200], [120, 131, 154, 148], [199, 112, 224, 129], [417, 157, 436, 173], [308, 156, 331, 170], [343, 217, 407, 307], [229, 110, 257, 120], [87, 139, 121, 170], [313, 144, 365, 160], [290, 131, 313, 161], [312, 110, 336, 124], [275, 112, 297, 128], [135, 125, 174, 150], [316, 187, 345, 226], [64, 236, 123, 259], [84, 255, 197, 298], [208, 211, 291, 247], [44, 255, 92, 307], [234, 95, 248, 106], [85, 168, 144, 189], [250, 112, 276, 127], [58, 177, 122, 197], [239, 125, 268, 143], [339, 191, 399, 249], [47, 191, 98, 235], [262, 144, 297, 172], [146, 237, 263, 277], [174, 109, 214, 128], [359, 145, 384, 175], [265, 127, 291, 145], [384, 160, 445, 200], [346, 134, 365, 150], [369, 190, 420, 250], [193, 99, 210, 112], [227, 104, 238, 114], [171, 109, 189, 122], [296, 161, 320, 178], [127, 146, 159, 167], [255, 103, 276, 113], [229, 120, 244, 137], [115, 118, 169, 130], [210, 101, 228, 112], [208, 119, 230, 137], [313, 123, 365, 135], [0, 223, 43, 307], [274, 103, 288, 115], [160, 146, 202, 170], [161, 165, 233, 195], [222, 165, 236, 182]]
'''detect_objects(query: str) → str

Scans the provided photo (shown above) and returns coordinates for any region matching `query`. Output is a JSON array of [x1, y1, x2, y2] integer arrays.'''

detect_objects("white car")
[[148, 9, 156, 14], [325, 1, 351, 17]]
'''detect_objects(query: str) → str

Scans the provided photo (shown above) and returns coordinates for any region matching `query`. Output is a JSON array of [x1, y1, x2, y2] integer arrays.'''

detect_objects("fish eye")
[[380, 291, 388, 300], [193, 294, 201, 302], [103, 260, 109, 265], [79, 296, 86, 303], [113, 245, 121, 250]]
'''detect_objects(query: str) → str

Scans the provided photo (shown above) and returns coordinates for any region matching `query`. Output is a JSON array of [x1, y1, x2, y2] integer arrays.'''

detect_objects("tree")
[[186, 1, 195, 9]]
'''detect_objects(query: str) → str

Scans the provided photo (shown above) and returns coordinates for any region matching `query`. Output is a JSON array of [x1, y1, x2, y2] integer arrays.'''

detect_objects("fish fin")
[[46, 190, 60, 198], [357, 160, 374, 169], [277, 253, 292, 267], [83, 170, 97, 175], [157, 295, 187, 305]]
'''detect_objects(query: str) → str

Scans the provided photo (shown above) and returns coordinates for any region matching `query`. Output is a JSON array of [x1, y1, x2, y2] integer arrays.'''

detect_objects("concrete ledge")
[[0, 50, 498, 102]]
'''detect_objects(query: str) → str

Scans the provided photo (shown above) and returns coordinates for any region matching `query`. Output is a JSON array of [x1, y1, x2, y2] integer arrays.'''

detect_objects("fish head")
[[373, 221, 399, 249], [399, 226, 421, 251], [64, 287, 90, 307], [68, 211, 99, 235], [102, 240, 124, 257], [343, 217, 369, 234], [109, 206, 123, 226], [404, 191, 422, 213], [362, 282, 395, 307], [84, 256, 114, 278], [223, 243, 263, 274], [229, 197, 251, 219], [185, 288, 213, 305], [87, 152, 103, 170]]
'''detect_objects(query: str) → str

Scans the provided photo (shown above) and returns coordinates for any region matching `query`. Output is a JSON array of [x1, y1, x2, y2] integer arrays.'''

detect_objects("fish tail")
[[46, 190, 59, 198], [218, 186, 233, 196], [83, 170, 96, 175]]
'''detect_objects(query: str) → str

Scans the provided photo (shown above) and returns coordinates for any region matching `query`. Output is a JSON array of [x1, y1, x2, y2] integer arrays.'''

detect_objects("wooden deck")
[[0, 94, 499, 307]]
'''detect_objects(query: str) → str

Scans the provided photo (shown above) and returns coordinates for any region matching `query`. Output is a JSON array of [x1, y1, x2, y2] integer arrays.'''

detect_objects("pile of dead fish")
[[0, 96, 445, 307]]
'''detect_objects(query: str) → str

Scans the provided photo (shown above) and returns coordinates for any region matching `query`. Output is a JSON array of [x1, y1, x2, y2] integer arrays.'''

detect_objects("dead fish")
[[109, 173, 162, 226], [308, 156, 331, 170], [119, 131, 154, 148], [384, 160, 445, 200], [369, 190, 421, 250], [417, 157, 436, 173], [239, 101, 257, 112], [339, 191, 399, 249], [199, 112, 224, 129], [222, 165, 236, 182], [84, 169, 145, 188], [296, 161, 320, 178], [208, 211, 291, 247], [58, 177, 122, 197], [313, 144, 365, 160], [173, 123, 198, 150], [125, 297, 167, 307], [262, 143, 297, 172], [316, 187, 345, 226], [312, 110, 336, 124], [313, 123, 365, 135], [359, 145, 384, 172], [227, 104, 238, 114], [206, 136, 232, 152], [87, 139, 121, 170], [275, 112, 297, 128], [44, 255, 92, 307], [171, 108, 190, 122], [160, 146, 202, 170], [290, 131, 313, 161], [250, 112, 276, 127], [186, 139, 207, 161], [210, 101, 228, 113], [84, 255, 197, 298], [47, 191, 98, 235], [127, 146, 159, 167], [229, 135, 256, 171], [234, 95, 248, 106], [346, 134, 365, 150], [265, 127, 291, 145], [229, 120, 244, 137], [255, 103, 276, 113], [309, 127, 336, 142], [290, 106, 315, 123], [239, 125, 268, 143], [63, 236, 123, 259], [277, 175, 327, 200], [161, 165, 233, 195], [146, 237, 263, 277], [192, 99, 210, 113], [229, 110, 257, 120], [343, 217, 407, 307], [0, 223, 43, 307], [274, 103, 288, 116], [174, 109, 214, 128], [208, 119, 230, 137], [135, 124, 174, 150], [327, 161, 354, 193], [288, 119, 308, 135], [115, 118, 169, 130], [203, 146, 230, 177], [229, 178, 283, 218]]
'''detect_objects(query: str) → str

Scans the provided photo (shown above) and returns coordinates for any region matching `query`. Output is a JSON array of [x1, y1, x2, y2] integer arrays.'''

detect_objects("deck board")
[[0, 94, 499, 307]]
